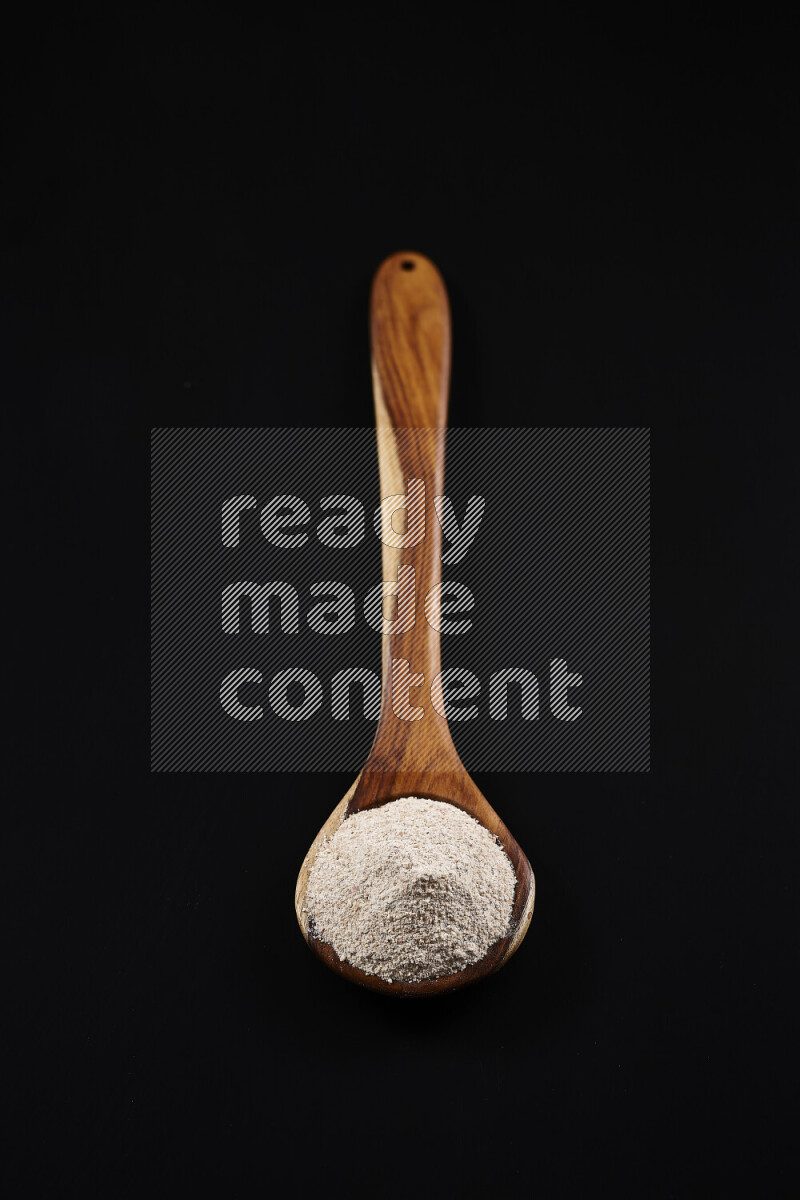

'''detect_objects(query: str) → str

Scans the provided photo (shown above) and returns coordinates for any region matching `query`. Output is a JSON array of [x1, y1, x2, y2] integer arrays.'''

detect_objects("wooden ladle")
[[295, 251, 534, 995]]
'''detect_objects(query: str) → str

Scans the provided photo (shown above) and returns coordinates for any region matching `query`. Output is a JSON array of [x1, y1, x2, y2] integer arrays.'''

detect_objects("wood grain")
[[295, 251, 534, 995]]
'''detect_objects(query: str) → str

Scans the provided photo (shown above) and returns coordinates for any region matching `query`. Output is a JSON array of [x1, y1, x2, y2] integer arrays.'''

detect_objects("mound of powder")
[[303, 796, 516, 983]]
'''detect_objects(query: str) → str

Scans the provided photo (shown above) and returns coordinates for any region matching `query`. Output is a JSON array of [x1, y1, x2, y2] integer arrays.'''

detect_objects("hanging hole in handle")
[[401, 259, 415, 271]]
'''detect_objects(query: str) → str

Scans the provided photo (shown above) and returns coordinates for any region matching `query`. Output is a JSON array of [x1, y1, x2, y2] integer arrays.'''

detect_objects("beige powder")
[[303, 796, 516, 983]]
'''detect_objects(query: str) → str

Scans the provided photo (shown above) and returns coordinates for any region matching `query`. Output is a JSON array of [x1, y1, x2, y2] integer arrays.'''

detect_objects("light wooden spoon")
[[295, 250, 534, 995]]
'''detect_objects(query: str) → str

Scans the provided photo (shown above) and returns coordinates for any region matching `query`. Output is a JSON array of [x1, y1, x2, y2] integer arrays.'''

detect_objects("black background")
[[2, 11, 798, 1198]]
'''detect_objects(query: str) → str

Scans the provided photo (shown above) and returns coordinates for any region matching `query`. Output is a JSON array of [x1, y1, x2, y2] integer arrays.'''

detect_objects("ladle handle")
[[367, 251, 454, 766]]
